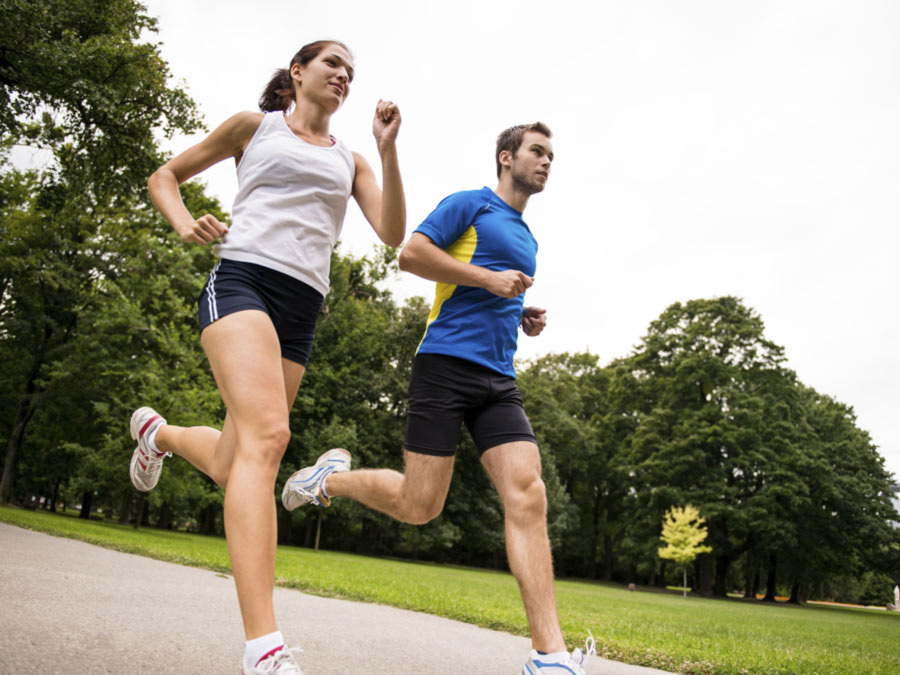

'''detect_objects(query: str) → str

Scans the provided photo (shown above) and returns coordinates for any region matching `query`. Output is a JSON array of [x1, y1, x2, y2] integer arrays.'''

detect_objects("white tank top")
[[214, 111, 356, 297]]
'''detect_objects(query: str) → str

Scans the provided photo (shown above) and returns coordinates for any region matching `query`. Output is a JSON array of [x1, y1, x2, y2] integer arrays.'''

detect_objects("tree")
[[0, 0, 202, 504], [778, 387, 900, 604], [1, 175, 227, 515], [622, 297, 798, 595], [658, 504, 712, 597], [0, 0, 201, 200]]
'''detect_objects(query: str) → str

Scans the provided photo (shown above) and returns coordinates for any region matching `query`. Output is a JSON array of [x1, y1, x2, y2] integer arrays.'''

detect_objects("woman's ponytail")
[[258, 68, 294, 112]]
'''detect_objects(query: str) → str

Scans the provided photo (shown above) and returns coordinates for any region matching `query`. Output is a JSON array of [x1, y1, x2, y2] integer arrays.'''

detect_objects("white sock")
[[146, 425, 165, 456], [537, 650, 571, 663], [244, 631, 285, 671]]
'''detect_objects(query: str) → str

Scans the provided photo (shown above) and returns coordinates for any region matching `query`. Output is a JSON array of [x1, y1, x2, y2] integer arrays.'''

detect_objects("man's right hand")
[[484, 269, 533, 298]]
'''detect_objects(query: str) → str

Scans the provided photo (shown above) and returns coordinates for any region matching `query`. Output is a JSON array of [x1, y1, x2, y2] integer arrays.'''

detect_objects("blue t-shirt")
[[414, 187, 538, 378]]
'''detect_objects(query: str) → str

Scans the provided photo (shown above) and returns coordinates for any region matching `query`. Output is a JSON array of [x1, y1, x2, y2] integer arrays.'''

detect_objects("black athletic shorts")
[[197, 258, 324, 366], [405, 353, 537, 456]]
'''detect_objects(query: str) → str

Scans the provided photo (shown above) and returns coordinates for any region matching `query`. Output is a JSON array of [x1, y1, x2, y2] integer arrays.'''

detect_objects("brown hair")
[[495, 122, 552, 178], [259, 40, 353, 112]]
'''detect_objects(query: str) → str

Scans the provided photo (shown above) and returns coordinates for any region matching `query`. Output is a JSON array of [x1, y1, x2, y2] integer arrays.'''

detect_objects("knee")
[[505, 474, 547, 520], [238, 420, 291, 471], [399, 495, 445, 525]]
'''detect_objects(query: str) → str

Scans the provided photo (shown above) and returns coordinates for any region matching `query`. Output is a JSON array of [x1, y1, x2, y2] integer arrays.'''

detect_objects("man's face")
[[508, 131, 554, 195]]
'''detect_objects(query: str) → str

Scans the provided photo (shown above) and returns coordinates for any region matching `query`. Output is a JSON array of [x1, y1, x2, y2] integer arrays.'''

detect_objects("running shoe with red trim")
[[281, 448, 351, 511], [129, 406, 170, 492], [242, 646, 304, 674]]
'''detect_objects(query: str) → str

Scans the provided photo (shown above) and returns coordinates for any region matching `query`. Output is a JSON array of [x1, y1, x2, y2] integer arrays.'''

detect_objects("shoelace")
[[140, 449, 170, 474], [571, 632, 596, 667], [254, 647, 304, 674]]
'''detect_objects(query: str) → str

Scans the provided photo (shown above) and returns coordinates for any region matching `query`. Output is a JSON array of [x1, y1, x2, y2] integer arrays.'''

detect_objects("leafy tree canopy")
[[0, 0, 202, 199]]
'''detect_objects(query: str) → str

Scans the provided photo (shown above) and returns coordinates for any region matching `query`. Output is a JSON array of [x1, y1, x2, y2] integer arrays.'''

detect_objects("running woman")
[[282, 122, 595, 675], [130, 40, 405, 675]]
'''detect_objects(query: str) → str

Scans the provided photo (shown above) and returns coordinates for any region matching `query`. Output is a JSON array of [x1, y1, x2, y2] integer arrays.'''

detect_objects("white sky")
[[141, 0, 900, 480]]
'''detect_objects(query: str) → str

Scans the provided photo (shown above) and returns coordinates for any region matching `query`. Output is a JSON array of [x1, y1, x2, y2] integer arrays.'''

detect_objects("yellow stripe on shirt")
[[419, 225, 478, 348]]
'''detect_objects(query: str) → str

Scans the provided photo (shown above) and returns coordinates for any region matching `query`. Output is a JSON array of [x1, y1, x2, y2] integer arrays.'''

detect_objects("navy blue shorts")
[[405, 353, 537, 456], [198, 259, 324, 366]]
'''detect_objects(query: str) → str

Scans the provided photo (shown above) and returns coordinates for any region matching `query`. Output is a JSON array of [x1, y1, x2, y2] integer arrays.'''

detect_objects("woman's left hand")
[[373, 99, 401, 152]]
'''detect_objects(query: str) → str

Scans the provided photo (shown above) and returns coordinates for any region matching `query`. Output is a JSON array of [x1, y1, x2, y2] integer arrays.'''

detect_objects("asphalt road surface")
[[0, 522, 670, 674]]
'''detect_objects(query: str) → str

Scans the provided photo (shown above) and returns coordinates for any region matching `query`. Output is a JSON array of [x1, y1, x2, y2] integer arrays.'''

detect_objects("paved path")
[[0, 522, 670, 674]]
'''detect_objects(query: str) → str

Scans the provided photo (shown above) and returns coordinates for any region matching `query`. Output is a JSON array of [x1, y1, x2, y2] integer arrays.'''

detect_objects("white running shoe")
[[243, 646, 304, 674], [522, 633, 596, 675], [129, 407, 170, 492], [281, 448, 351, 511]]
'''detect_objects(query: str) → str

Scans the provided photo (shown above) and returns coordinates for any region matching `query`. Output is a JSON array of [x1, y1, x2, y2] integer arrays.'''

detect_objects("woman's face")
[[292, 43, 355, 112]]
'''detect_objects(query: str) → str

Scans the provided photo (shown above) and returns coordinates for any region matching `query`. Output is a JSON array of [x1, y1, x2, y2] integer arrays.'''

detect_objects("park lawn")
[[2, 506, 899, 674]]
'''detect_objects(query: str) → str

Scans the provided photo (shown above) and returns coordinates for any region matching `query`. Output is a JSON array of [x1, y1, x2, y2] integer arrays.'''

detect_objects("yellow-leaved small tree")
[[658, 505, 713, 597]]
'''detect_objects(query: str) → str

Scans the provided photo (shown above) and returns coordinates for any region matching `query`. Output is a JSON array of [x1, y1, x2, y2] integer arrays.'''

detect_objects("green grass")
[[3, 506, 899, 674]]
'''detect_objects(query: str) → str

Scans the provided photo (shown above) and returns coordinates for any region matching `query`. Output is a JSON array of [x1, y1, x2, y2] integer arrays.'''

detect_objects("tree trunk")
[[0, 338, 46, 505], [0, 393, 37, 504], [118, 492, 133, 524], [762, 552, 777, 602], [79, 491, 93, 519], [658, 559, 667, 588], [277, 507, 293, 545], [304, 514, 314, 548], [743, 549, 755, 598], [648, 558, 656, 587], [714, 552, 731, 597], [199, 503, 217, 535], [683, 567, 688, 598], [603, 533, 613, 581], [698, 554, 714, 595], [789, 578, 804, 605], [133, 494, 145, 529], [50, 477, 61, 512], [588, 492, 602, 579], [157, 501, 172, 530]]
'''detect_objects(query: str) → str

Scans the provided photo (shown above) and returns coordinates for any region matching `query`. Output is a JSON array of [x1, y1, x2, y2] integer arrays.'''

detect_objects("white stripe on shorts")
[[206, 261, 221, 322]]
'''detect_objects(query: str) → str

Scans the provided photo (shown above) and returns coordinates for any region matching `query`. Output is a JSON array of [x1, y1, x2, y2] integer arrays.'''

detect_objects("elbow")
[[398, 245, 414, 272], [147, 166, 170, 200], [147, 169, 159, 195], [380, 218, 405, 249]]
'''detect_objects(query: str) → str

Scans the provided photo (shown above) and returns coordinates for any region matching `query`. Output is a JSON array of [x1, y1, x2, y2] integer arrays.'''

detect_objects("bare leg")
[[481, 441, 566, 653], [155, 415, 234, 488], [200, 310, 304, 640], [325, 450, 454, 525]]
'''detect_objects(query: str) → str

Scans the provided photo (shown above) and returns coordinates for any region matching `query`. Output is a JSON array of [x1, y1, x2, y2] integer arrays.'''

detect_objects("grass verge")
[[2, 506, 899, 674]]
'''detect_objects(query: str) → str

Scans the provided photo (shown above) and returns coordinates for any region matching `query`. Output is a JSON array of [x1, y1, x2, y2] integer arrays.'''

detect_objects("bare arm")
[[352, 100, 406, 247], [398, 233, 533, 299], [147, 111, 264, 245]]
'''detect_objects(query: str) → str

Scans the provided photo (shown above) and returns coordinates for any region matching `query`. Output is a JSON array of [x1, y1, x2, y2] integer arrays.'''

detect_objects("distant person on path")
[[282, 123, 595, 675], [130, 40, 405, 675]]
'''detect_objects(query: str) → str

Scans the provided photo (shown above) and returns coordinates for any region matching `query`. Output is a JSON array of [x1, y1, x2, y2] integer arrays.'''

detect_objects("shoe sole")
[[281, 448, 351, 511]]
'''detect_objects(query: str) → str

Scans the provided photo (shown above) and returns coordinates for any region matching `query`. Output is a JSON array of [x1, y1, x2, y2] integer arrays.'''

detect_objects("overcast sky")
[[141, 0, 900, 480]]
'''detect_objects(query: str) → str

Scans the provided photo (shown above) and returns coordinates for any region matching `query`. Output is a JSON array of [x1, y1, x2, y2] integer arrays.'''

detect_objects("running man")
[[282, 122, 595, 675]]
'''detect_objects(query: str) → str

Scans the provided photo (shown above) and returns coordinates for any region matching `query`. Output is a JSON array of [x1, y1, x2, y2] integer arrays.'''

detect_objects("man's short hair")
[[495, 122, 553, 178]]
